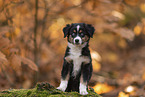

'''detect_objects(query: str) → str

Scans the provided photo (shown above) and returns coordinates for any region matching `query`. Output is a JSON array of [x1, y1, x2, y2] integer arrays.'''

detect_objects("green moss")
[[0, 82, 101, 97]]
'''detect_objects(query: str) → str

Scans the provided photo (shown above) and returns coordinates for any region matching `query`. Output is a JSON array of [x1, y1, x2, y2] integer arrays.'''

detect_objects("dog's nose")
[[75, 39, 79, 43]]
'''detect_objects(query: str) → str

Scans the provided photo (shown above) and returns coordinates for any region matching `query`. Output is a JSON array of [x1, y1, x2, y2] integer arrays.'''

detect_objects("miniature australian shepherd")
[[57, 23, 95, 95]]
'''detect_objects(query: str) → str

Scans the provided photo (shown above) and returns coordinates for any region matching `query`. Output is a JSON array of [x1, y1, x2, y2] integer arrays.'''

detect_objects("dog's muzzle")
[[74, 36, 82, 45]]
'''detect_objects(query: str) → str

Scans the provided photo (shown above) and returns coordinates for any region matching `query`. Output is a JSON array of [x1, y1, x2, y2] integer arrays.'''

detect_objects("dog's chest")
[[69, 47, 83, 76], [65, 45, 90, 76]]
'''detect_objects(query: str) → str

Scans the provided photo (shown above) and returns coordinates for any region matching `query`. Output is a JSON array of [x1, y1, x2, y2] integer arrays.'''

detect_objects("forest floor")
[[0, 82, 101, 97]]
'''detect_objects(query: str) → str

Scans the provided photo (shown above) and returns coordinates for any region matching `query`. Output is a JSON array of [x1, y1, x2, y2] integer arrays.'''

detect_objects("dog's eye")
[[72, 33, 76, 37], [80, 33, 85, 37]]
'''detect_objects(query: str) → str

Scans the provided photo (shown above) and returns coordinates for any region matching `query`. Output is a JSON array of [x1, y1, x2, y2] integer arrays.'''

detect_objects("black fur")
[[63, 23, 94, 38], [84, 24, 95, 38], [64, 45, 93, 92], [63, 24, 72, 38], [58, 23, 95, 94]]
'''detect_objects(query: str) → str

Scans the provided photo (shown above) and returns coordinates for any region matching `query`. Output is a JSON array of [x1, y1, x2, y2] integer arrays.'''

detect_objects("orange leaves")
[[124, 0, 140, 6], [91, 50, 101, 62], [92, 60, 101, 72], [118, 38, 127, 49], [3, 0, 23, 5], [21, 57, 38, 71], [140, 3, 145, 13], [9, 54, 22, 76], [134, 24, 142, 36], [118, 91, 129, 97], [0, 51, 8, 71], [48, 18, 66, 40], [91, 50, 102, 72], [40, 44, 55, 64], [125, 85, 135, 93], [133, 19, 145, 36], [5, 27, 21, 39], [0, 51, 7, 61], [9, 54, 21, 69], [0, 0, 3, 7], [112, 11, 125, 20], [93, 83, 114, 94], [142, 72, 145, 81], [16, 3, 29, 15], [71, 0, 81, 6], [0, 36, 10, 50], [118, 85, 138, 97], [0, 0, 145, 93], [9, 54, 38, 73], [0, 34, 38, 75], [0, 35, 12, 56], [115, 28, 135, 41], [14, 27, 21, 37], [0, 30, 38, 88]]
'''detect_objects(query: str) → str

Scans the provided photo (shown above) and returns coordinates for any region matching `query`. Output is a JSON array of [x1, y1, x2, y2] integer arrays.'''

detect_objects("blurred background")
[[0, 0, 145, 96]]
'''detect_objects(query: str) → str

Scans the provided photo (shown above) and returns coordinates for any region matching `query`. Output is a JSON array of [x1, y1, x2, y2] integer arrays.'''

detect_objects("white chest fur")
[[65, 42, 90, 76]]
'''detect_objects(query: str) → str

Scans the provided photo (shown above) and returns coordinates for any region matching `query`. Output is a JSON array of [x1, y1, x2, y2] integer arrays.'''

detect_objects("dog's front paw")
[[57, 80, 68, 92], [57, 86, 66, 92], [79, 83, 88, 95], [80, 90, 88, 95]]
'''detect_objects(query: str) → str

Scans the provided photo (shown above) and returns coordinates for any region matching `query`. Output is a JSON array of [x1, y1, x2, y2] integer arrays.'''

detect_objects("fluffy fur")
[[57, 23, 95, 95]]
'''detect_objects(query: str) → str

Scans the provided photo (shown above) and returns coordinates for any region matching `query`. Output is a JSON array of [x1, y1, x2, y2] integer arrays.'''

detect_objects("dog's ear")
[[84, 24, 95, 38], [63, 24, 71, 38]]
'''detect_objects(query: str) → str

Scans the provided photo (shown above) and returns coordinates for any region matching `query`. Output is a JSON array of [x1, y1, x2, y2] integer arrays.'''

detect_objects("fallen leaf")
[[118, 91, 129, 97], [0, 37, 10, 49], [22, 79, 31, 89], [134, 24, 142, 36], [92, 60, 101, 72], [9, 54, 22, 76], [115, 28, 135, 41], [21, 57, 38, 71], [124, 0, 140, 6], [93, 83, 114, 94], [0, 51, 9, 71]]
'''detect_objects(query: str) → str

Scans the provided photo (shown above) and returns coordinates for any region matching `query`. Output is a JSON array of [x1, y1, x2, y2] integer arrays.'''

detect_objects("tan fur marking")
[[69, 35, 74, 43], [63, 72, 70, 81], [82, 35, 89, 42], [79, 30, 83, 33], [73, 30, 76, 33]]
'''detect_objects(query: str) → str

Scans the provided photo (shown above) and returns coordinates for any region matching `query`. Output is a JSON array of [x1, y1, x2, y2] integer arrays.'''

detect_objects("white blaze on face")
[[77, 25, 80, 32], [74, 25, 82, 44]]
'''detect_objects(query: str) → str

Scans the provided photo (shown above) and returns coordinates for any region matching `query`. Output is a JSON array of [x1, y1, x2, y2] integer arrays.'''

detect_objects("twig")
[[33, 0, 39, 66], [39, 0, 49, 49], [0, 0, 24, 13], [33, 0, 39, 87]]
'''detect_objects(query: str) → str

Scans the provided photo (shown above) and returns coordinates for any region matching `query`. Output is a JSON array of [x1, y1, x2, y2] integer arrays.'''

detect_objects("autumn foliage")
[[0, 0, 145, 97]]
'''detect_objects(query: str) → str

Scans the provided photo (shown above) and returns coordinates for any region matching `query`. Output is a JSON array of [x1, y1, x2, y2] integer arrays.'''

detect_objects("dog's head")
[[63, 23, 95, 45]]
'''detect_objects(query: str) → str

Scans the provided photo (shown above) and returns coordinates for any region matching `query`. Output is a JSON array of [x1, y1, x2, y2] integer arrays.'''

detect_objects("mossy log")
[[0, 82, 101, 97]]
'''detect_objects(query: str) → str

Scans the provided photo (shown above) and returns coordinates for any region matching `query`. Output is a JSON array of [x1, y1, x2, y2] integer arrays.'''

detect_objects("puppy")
[[57, 23, 95, 95]]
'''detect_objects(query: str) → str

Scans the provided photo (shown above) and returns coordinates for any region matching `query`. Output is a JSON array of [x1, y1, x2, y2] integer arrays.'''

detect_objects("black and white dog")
[[57, 23, 95, 95]]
